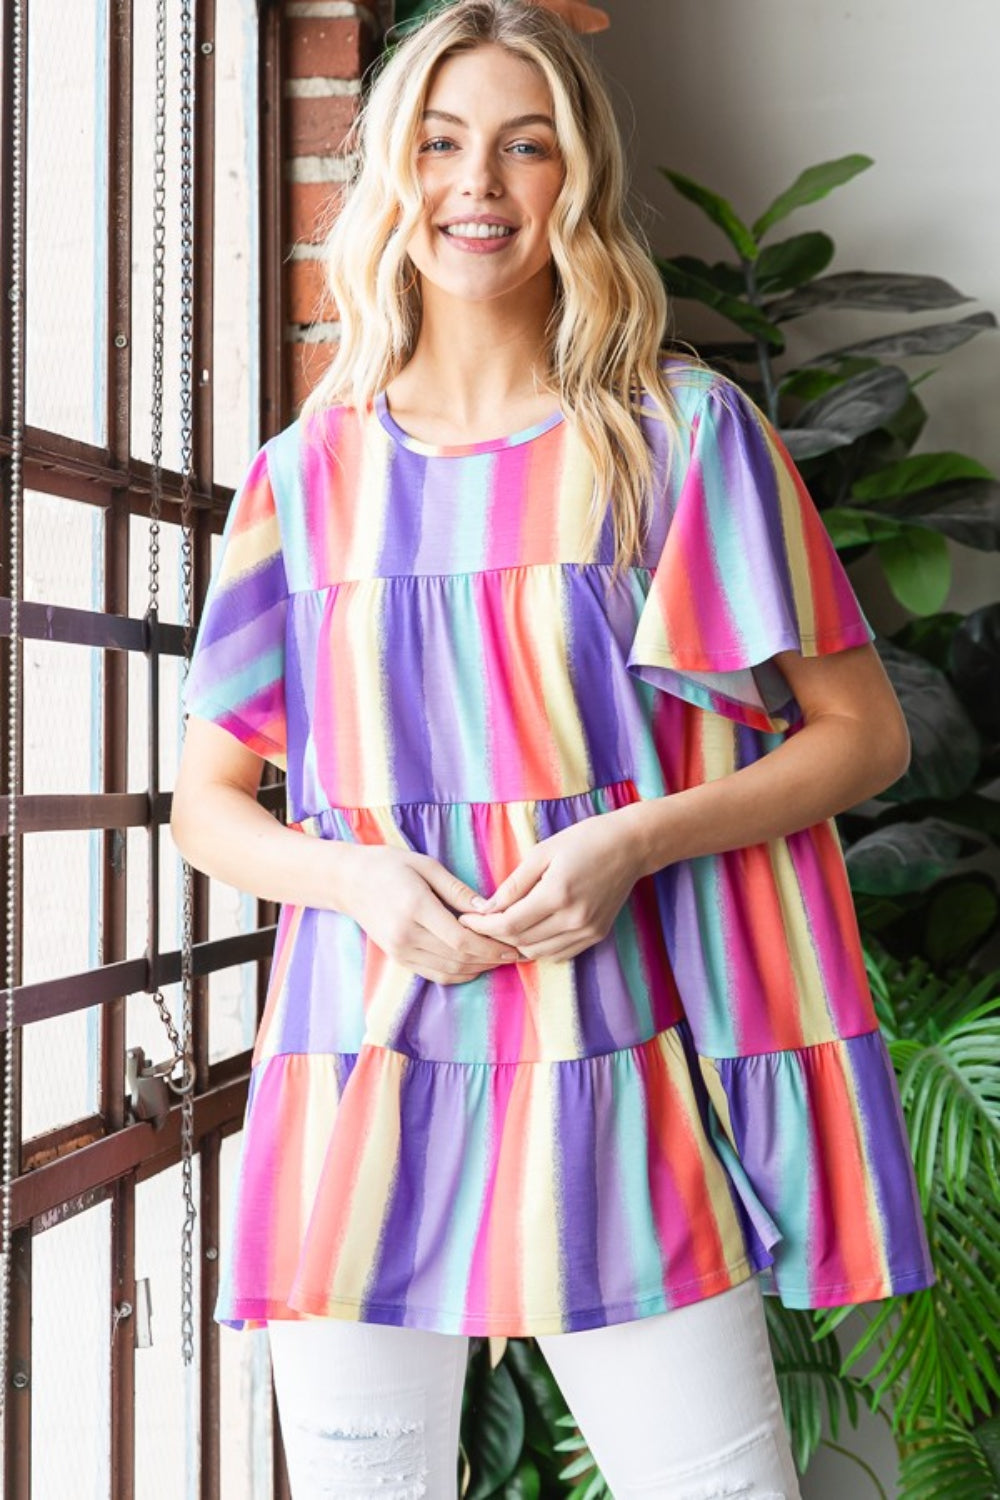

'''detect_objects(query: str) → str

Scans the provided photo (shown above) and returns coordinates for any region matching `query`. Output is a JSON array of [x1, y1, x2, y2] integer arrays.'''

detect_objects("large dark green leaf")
[[657, 169, 758, 259], [876, 527, 951, 614], [754, 232, 835, 293], [751, 154, 873, 240], [875, 479, 1000, 550], [463, 1357, 526, 1500], [655, 257, 784, 345], [853, 452, 996, 501], [844, 817, 968, 895], [807, 310, 997, 365], [766, 271, 973, 322], [666, 254, 746, 298], [875, 640, 981, 802], [821, 506, 901, 548], [949, 604, 1000, 738], [784, 366, 911, 459], [924, 876, 1000, 968]]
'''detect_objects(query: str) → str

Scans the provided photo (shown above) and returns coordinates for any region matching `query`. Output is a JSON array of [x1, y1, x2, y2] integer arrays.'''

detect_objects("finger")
[[478, 855, 546, 914], [416, 855, 494, 915], [459, 878, 561, 944], [413, 903, 521, 966]]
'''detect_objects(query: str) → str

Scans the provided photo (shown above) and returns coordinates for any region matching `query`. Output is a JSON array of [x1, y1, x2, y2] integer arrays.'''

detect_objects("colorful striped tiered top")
[[182, 359, 934, 1342]]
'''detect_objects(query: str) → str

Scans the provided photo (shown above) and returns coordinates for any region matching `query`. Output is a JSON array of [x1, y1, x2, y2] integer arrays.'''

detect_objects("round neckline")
[[373, 389, 565, 457]]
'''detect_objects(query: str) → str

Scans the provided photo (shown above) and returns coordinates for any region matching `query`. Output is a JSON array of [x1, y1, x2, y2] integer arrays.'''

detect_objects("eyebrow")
[[421, 109, 556, 130]]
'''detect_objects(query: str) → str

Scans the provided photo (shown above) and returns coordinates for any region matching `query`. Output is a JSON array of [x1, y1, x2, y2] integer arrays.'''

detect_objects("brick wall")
[[282, 0, 392, 414]]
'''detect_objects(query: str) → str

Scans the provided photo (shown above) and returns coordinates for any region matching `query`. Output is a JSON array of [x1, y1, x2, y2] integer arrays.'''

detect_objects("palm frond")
[[898, 1421, 1000, 1500], [835, 1160, 1000, 1430], [893, 1000, 1000, 1203], [764, 1300, 867, 1472]]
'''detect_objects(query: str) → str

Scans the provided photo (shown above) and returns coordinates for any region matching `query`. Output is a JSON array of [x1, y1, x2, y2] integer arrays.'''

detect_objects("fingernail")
[[470, 895, 489, 911]]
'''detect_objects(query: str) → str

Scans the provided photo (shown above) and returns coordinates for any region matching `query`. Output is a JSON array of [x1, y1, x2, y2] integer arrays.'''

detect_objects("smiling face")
[[404, 43, 566, 308]]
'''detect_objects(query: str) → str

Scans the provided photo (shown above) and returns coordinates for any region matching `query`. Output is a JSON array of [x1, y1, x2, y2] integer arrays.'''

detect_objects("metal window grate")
[[0, 1, 289, 1494]]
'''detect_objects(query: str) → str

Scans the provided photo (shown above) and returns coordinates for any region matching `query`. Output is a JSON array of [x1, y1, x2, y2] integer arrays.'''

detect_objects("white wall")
[[595, 5, 1000, 1495], [598, 0, 1000, 627]]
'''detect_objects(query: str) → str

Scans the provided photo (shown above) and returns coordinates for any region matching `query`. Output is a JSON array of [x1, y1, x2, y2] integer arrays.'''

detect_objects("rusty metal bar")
[[14, 1069, 250, 1229], [1, 927, 277, 1032]]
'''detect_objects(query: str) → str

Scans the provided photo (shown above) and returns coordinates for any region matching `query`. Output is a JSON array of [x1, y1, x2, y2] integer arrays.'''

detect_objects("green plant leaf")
[[875, 639, 981, 803], [655, 257, 784, 345], [950, 603, 1000, 740], [462, 1357, 526, 1500], [879, 479, 1000, 551], [764, 1300, 866, 1473], [876, 526, 952, 614], [503, 1457, 542, 1498], [666, 254, 746, 298], [821, 506, 902, 548], [767, 271, 974, 322], [853, 452, 997, 500], [898, 1421, 1000, 1499], [924, 877, 1000, 968], [894, 997, 1000, 1202], [784, 366, 911, 460], [844, 818, 968, 895], [751, 153, 874, 240], [806, 310, 998, 366], [754, 231, 836, 293], [658, 168, 759, 259]]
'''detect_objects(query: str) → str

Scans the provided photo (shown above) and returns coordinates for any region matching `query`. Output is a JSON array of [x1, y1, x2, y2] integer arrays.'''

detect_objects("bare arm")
[[617, 641, 910, 876]]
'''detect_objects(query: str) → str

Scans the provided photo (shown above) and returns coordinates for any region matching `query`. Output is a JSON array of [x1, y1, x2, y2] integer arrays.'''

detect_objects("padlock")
[[125, 1046, 173, 1130]]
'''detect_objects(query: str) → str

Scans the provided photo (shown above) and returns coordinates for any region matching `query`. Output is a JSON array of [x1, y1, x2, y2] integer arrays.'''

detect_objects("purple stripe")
[[363, 1057, 433, 1320], [377, 448, 425, 572], [566, 571, 626, 787], [845, 1032, 934, 1286], [555, 1059, 603, 1322], [197, 554, 287, 648]]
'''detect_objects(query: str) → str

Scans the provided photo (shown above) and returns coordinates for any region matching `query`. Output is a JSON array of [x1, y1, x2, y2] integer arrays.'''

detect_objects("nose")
[[460, 141, 503, 197]]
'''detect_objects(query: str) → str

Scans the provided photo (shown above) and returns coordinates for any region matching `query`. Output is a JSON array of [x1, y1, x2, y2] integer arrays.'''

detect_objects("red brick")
[[287, 337, 339, 413], [287, 180, 346, 245], [285, 17, 365, 79], [287, 255, 336, 325], [286, 92, 358, 157]]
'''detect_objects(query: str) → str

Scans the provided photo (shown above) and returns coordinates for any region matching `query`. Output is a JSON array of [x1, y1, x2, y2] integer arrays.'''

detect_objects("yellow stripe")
[[221, 510, 281, 584], [331, 1050, 402, 1303], [531, 570, 592, 789], [347, 580, 393, 804], [766, 839, 839, 1045], [764, 424, 816, 642], [555, 424, 598, 561], [506, 802, 582, 1059], [520, 1066, 563, 1320]]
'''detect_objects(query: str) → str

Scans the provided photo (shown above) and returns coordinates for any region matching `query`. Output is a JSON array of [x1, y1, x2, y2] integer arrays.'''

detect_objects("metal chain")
[[175, 0, 198, 1368], [1, 0, 26, 1432], [147, 0, 197, 1366]]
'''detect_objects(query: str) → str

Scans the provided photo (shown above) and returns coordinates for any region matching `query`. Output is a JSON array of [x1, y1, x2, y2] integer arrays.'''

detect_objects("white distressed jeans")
[[266, 1271, 803, 1499]]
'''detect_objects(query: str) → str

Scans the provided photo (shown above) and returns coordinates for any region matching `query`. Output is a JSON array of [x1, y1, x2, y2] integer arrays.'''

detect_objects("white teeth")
[[443, 223, 515, 239]]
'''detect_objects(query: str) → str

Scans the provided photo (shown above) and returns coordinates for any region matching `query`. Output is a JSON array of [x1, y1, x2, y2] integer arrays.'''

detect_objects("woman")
[[171, 2, 934, 1495]]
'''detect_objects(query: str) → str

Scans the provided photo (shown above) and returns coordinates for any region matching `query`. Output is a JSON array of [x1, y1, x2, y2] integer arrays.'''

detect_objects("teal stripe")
[[612, 1050, 662, 1292], [267, 423, 310, 587]]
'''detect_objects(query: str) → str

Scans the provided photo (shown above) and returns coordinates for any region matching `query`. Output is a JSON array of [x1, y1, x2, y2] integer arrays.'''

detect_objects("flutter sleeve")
[[181, 444, 289, 770], [626, 378, 875, 733]]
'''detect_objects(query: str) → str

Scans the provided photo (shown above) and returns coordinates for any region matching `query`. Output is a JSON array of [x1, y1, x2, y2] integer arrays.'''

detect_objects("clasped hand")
[[341, 812, 643, 985], [458, 811, 643, 963]]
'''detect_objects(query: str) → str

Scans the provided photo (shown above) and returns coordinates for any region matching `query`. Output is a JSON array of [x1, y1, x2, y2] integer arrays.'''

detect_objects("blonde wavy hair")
[[299, 0, 686, 578]]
